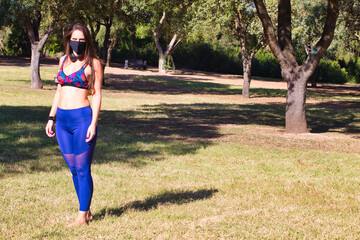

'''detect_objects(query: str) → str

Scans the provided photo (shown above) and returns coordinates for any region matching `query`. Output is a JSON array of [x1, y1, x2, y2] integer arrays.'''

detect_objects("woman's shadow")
[[94, 188, 218, 220]]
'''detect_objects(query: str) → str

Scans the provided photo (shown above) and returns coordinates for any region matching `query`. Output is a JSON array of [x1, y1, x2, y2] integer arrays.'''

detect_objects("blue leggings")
[[56, 106, 97, 211]]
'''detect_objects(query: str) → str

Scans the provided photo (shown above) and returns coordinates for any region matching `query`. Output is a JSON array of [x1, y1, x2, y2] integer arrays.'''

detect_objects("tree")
[[63, 0, 123, 83], [253, 0, 339, 133], [1, 0, 63, 89], [292, 0, 327, 61], [338, 0, 360, 57], [121, 0, 149, 60], [215, 0, 264, 98], [83, 0, 122, 66], [25, 2, 60, 89], [0, 0, 11, 55], [66, 0, 122, 67], [147, 0, 196, 73]]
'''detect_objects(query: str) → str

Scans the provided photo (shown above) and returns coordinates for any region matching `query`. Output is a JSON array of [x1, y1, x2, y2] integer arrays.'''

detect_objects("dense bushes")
[[113, 41, 360, 84], [252, 50, 281, 78], [172, 43, 242, 74], [316, 59, 349, 84], [338, 56, 360, 83]]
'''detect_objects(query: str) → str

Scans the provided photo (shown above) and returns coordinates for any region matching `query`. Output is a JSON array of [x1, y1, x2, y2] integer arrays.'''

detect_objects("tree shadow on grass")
[[1, 102, 358, 176], [96, 103, 287, 166], [104, 74, 240, 95], [103, 74, 288, 97], [308, 85, 360, 98], [156, 103, 359, 135], [0, 56, 58, 67], [94, 188, 218, 219], [0, 106, 219, 174], [0, 106, 63, 176]]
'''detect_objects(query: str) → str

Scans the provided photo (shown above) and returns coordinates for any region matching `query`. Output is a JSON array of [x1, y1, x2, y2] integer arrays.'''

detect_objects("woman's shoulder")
[[60, 55, 67, 61], [57, 55, 68, 69], [91, 58, 103, 70], [58, 55, 67, 64]]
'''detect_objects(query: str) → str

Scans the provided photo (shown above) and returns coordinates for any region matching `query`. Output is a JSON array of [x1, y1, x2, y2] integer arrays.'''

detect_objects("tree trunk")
[[158, 54, 166, 73], [106, 38, 117, 67], [25, 14, 55, 89], [242, 58, 252, 98], [106, 47, 112, 67], [131, 33, 137, 59], [169, 55, 176, 71], [0, 39, 7, 55], [89, 21, 101, 56], [101, 23, 112, 85], [102, 23, 111, 63], [30, 43, 43, 89], [283, 68, 308, 133]]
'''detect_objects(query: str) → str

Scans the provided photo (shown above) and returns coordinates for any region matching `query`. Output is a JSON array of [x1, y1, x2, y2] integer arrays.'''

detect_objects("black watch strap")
[[48, 116, 56, 121]]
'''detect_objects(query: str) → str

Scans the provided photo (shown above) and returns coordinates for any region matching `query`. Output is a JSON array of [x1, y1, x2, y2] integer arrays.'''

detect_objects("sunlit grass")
[[0, 65, 360, 239]]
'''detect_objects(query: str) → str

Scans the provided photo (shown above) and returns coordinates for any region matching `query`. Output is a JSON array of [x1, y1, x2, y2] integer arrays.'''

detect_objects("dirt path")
[[104, 66, 288, 90], [0, 56, 287, 89], [1, 56, 358, 100]]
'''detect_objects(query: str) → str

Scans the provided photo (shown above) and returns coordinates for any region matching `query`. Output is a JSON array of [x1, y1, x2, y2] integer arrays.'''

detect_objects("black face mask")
[[70, 40, 86, 55]]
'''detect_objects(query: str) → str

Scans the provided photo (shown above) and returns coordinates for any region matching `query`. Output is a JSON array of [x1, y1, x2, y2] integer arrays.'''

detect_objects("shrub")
[[338, 56, 360, 83], [316, 59, 349, 84], [172, 42, 242, 74], [252, 50, 281, 78]]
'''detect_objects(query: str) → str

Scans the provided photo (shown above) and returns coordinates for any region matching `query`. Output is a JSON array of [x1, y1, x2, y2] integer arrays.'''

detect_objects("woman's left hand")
[[86, 124, 96, 142]]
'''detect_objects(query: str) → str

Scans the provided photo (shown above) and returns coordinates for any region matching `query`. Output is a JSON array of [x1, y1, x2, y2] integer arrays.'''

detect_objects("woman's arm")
[[45, 57, 64, 137], [86, 58, 102, 142]]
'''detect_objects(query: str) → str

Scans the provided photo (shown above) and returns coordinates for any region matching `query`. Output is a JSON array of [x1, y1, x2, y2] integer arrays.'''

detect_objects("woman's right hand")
[[45, 120, 55, 137]]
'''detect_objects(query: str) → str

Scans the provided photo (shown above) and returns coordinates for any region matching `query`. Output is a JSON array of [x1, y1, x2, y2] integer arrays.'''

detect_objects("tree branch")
[[304, 0, 339, 74], [304, 44, 311, 56], [234, 10, 247, 43], [165, 33, 178, 56], [313, 0, 339, 57], [251, 39, 265, 55], [356, 31, 360, 41], [38, 19, 56, 51], [253, 0, 285, 66], [25, 17, 37, 45], [278, 0, 296, 63], [159, 11, 166, 25], [152, 11, 167, 56], [169, 37, 182, 55]]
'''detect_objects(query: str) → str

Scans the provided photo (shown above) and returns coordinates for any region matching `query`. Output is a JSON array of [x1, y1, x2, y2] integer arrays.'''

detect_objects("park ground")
[[0, 57, 360, 239]]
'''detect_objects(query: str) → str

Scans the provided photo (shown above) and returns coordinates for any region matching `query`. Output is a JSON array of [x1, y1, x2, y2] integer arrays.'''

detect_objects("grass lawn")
[[0, 64, 360, 239]]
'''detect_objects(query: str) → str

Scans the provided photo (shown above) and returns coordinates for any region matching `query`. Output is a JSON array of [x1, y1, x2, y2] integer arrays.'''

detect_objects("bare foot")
[[67, 211, 88, 227], [87, 210, 93, 222]]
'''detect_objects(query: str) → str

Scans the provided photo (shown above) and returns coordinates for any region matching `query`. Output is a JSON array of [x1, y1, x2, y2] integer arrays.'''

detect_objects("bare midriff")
[[58, 86, 90, 109]]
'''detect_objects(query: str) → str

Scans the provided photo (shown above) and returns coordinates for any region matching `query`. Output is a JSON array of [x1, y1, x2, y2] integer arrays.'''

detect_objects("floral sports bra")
[[57, 56, 89, 89]]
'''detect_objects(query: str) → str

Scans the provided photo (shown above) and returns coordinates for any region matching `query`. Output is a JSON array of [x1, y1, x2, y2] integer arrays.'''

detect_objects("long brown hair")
[[63, 23, 98, 94]]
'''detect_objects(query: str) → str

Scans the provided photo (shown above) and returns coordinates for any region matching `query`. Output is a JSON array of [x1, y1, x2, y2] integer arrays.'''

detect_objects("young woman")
[[45, 23, 102, 226]]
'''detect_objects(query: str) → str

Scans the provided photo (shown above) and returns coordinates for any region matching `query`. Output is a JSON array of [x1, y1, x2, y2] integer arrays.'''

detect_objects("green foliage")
[[0, 0, 13, 26], [172, 42, 243, 74], [44, 34, 63, 56], [336, 0, 360, 57], [316, 59, 349, 84], [5, 23, 30, 56], [148, 0, 196, 37], [252, 49, 281, 78], [165, 55, 174, 70], [338, 56, 360, 83], [292, 0, 327, 47]]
